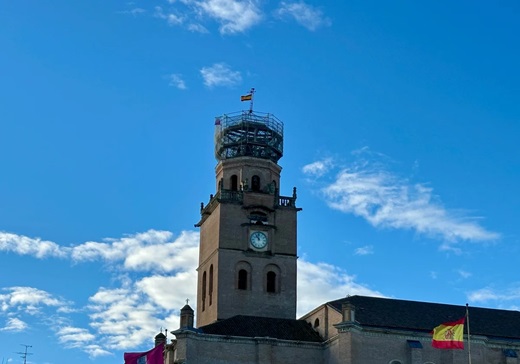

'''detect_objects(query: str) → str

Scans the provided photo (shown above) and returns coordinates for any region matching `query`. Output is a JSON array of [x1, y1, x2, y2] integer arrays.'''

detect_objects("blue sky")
[[1, 0, 519, 363]]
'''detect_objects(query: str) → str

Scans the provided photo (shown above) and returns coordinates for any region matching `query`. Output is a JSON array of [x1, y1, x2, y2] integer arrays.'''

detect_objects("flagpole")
[[249, 88, 255, 113], [466, 303, 472, 364]]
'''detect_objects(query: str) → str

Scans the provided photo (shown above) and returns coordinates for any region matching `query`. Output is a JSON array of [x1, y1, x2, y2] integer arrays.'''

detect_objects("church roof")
[[199, 315, 323, 343], [329, 295, 520, 340]]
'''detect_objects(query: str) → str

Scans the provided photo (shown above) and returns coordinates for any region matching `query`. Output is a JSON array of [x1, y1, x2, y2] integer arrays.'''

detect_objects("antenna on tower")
[[16, 344, 32, 364]]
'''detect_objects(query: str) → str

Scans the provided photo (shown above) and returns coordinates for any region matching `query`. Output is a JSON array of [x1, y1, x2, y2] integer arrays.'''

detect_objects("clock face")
[[249, 231, 268, 249]]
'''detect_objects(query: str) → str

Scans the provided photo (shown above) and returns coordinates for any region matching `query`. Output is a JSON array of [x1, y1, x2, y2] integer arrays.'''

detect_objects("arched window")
[[314, 318, 320, 328], [389, 361, 403, 364], [238, 269, 248, 290], [236, 261, 252, 291], [264, 264, 280, 294], [266, 271, 276, 293], [201, 271, 207, 311], [209, 265, 213, 306], [251, 175, 260, 191], [230, 175, 238, 191]]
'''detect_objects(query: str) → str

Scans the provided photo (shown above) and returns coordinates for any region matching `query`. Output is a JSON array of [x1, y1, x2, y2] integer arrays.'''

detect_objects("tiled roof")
[[329, 295, 520, 339], [199, 315, 323, 343]]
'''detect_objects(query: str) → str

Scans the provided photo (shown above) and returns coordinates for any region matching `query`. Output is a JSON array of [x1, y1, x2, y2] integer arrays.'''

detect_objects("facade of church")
[[160, 108, 520, 364]]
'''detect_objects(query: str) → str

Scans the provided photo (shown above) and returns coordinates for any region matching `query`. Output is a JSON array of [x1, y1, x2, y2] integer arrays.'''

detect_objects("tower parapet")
[[215, 111, 283, 163]]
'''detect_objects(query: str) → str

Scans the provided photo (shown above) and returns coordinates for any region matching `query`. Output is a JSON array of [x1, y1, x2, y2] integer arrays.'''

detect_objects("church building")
[[160, 105, 520, 364]]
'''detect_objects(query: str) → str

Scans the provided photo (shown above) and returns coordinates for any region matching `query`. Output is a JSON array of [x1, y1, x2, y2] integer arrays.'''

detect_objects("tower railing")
[[199, 188, 297, 216]]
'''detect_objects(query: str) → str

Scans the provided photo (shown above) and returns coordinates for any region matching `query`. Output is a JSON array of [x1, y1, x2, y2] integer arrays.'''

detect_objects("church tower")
[[195, 104, 301, 327]]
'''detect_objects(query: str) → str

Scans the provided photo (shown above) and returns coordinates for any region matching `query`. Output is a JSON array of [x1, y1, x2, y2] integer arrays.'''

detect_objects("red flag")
[[124, 343, 164, 364]]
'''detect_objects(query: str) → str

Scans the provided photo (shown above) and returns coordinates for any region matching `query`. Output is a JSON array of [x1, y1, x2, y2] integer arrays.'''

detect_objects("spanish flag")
[[432, 317, 465, 349], [241, 94, 252, 101]]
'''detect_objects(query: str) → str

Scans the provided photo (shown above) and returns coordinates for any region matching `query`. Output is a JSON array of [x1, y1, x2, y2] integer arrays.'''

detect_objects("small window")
[[504, 349, 518, 358], [407, 340, 422, 349], [238, 269, 248, 290], [314, 318, 320, 328], [209, 265, 213, 306], [251, 175, 260, 191], [201, 271, 207, 311], [266, 271, 276, 293], [250, 211, 267, 224]]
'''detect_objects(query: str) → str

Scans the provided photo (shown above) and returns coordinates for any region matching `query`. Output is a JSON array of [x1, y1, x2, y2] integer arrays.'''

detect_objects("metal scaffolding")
[[214, 111, 284, 163]]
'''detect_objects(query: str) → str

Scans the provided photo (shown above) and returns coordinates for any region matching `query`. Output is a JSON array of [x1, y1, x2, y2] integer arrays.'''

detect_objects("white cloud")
[[200, 63, 242, 88], [155, 0, 261, 34], [302, 158, 333, 177], [303, 153, 500, 249], [187, 23, 209, 33], [70, 230, 190, 269], [196, 0, 262, 34], [154, 6, 184, 25], [0, 232, 67, 258], [168, 74, 187, 89], [354, 245, 374, 256], [467, 286, 520, 307], [0, 287, 69, 313], [1, 317, 28, 332], [276, 1, 331, 31], [56, 325, 111, 358], [88, 286, 177, 350], [297, 259, 383, 317], [457, 269, 472, 279], [118, 8, 146, 16]]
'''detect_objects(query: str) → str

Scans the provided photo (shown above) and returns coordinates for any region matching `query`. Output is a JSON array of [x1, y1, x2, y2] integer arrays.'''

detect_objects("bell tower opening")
[[195, 102, 301, 327]]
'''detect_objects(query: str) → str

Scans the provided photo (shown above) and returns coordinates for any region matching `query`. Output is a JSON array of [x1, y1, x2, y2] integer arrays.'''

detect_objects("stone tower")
[[195, 109, 301, 327]]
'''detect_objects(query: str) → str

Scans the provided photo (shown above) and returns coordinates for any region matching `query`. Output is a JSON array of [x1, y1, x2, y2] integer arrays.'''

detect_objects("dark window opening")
[[251, 175, 260, 192], [407, 340, 422, 349], [230, 175, 238, 191], [314, 318, 320, 328], [238, 269, 248, 290], [209, 265, 213, 306], [266, 271, 276, 293], [202, 271, 207, 311]]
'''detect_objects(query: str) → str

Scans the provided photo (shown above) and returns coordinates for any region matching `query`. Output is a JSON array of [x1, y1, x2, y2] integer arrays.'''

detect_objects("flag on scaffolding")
[[432, 317, 465, 349], [124, 343, 164, 364], [241, 93, 252, 101]]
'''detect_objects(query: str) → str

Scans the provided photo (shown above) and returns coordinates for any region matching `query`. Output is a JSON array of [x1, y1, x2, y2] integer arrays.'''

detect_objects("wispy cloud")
[[0, 232, 67, 258], [354, 245, 374, 256], [467, 285, 520, 307], [196, 0, 262, 34], [275, 1, 331, 31], [151, 0, 328, 34], [297, 259, 383, 316], [154, 6, 184, 25], [302, 158, 334, 178], [457, 269, 472, 279], [0, 286, 70, 314], [167, 74, 187, 89], [0, 317, 28, 332], [117, 7, 146, 16], [303, 152, 499, 250], [200, 63, 242, 88], [56, 326, 110, 358]]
